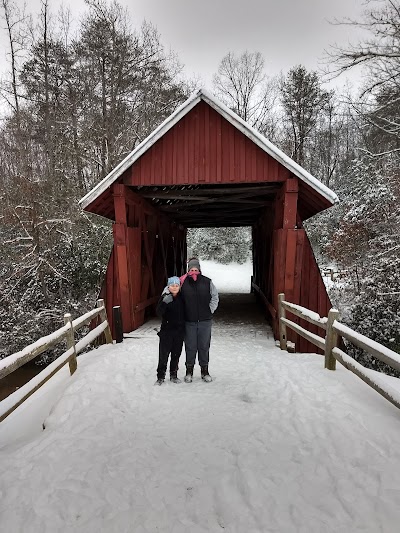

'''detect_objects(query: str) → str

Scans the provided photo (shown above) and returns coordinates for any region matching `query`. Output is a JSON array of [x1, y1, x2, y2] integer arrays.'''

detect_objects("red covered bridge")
[[79, 89, 338, 352]]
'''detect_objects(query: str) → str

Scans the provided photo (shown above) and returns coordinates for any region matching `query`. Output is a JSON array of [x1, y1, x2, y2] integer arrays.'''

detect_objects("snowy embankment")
[[1, 261, 400, 532]]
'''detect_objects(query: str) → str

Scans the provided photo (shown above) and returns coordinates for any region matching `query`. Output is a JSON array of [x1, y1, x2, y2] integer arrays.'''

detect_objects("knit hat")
[[167, 276, 181, 286], [187, 258, 201, 271]]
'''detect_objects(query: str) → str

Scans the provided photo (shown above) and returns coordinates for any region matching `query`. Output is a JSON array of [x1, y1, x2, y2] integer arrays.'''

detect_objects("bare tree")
[[0, 0, 189, 359], [328, 0, 400, 153], [77, 1, 186, 181], [213, 51, 278, 138], [1, 0, 26, 119]]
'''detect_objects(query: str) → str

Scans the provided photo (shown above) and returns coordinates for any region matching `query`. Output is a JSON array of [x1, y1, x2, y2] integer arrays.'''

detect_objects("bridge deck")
[[1, 293, 400, 532], [129, 292, 272, 340]]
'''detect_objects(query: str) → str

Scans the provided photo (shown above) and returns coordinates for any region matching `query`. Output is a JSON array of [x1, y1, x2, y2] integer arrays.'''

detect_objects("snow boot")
[[155, 377, 165, 386], [184, 364, 194, 383], [201, 365, 213, 383], [170, 370, 181, 384]]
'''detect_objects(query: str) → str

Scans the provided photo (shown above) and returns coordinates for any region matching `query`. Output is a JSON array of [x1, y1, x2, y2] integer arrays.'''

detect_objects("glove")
[[163, 294, 173, 304]]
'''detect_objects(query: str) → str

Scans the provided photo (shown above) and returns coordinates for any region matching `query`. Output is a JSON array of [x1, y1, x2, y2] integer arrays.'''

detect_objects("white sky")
[[3, 0, 368, 91]]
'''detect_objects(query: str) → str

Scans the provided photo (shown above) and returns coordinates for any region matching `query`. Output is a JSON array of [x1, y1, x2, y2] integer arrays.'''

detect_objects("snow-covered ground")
[[199, 259, 253, 293], [1, 262, 400, 532]]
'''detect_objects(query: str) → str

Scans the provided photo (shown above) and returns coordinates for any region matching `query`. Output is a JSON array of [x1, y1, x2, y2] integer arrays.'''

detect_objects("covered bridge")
[[79, 89, 338, 352]]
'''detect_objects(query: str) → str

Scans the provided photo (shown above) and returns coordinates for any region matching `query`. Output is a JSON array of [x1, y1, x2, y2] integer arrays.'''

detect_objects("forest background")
[[0, 0, 399, 373]]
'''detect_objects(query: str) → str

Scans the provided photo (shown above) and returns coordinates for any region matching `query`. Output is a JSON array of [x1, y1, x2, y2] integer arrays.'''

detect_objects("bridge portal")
[[80, 89, 338, 352]]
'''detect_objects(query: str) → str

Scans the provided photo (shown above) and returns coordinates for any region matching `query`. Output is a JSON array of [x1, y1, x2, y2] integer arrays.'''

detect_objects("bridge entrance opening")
[[187, 226, 251, 269]]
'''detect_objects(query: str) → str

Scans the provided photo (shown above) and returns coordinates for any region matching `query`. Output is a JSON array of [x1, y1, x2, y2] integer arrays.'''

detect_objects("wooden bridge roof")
[[80, 89, 338, 226]]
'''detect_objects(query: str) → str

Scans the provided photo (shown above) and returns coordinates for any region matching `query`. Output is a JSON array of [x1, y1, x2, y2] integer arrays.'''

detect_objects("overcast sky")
[[123, 0, 366, 89], [5, 0, 368, 90]]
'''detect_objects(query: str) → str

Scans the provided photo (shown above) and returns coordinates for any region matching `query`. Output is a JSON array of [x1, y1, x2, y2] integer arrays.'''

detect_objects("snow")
[[0, 347, 74, 422], [0, 323, 71, 374], [1, 261, 400, 532], [200, 259, 252, 293], [333, 347, 400, 407], [282, 300, 328, 325], [72, 306, 105, 330], [334, 320, 400, 368]]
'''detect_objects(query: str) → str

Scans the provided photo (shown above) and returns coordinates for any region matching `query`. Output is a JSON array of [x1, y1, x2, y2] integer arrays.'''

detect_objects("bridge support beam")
[[98, 184, 187, 337], [253, 176, 330, 353]]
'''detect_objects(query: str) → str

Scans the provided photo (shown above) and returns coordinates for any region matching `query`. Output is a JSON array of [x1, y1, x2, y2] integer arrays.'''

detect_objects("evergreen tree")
[[280, 65, 331, 167]]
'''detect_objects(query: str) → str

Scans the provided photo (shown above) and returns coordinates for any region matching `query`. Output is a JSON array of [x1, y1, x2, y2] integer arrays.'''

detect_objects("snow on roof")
[[79, 88, 339, 210]]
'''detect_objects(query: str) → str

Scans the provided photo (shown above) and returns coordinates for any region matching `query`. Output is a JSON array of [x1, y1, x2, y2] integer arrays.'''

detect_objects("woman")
[[180, 258, 219, 383]]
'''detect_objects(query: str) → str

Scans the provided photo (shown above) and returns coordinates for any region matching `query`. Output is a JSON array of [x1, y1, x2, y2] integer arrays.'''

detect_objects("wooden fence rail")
[[278, 292, 400, 411], [251, 282, 276, 320], [0, 299, 112, 423]]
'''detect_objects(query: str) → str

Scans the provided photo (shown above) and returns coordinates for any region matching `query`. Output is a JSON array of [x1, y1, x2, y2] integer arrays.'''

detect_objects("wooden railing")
[[278, 292, 400, 411], [251, 282, 276, 319], [0, 299, 113, 423], [321, 267, 349, 281]]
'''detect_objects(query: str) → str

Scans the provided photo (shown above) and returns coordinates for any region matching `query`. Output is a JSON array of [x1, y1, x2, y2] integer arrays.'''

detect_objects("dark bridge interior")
[[135, 183, 280, 227]]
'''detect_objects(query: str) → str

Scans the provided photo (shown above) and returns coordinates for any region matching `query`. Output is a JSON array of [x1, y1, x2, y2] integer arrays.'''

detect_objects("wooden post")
[[282, 177, 298, 230], [278, 293, 287, 351], [324, 308, 340, 370], [97, 299, 113, 344], [64, 313, 77, 375], [113, 306, 123, 343], [113, 184, 133, 332]]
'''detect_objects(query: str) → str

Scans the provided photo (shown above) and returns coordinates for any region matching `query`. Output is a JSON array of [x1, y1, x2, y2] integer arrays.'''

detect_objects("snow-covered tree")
[[187, 227, 251, 265], [0, 0, 188, 360]]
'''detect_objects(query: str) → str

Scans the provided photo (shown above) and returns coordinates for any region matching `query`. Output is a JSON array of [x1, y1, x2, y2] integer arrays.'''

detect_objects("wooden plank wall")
[[125, 101, 290, 186], [264, 224, 331, 353], [297, 232, 331, 353], [98, 192, 187, 337], [98, 246, 119, 339]]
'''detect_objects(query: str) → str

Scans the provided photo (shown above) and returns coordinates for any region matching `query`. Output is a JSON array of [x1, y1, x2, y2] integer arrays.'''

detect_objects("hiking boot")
[[170, 371, 181, 384], [184, 364, 194, 383], [201, 365, 213, 383]]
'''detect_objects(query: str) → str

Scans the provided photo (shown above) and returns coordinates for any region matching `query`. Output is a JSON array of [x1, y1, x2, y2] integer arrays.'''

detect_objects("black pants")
[[157, 328, 184, 379]]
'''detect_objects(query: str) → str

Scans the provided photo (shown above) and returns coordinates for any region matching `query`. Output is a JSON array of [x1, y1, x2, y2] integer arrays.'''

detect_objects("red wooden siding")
[[98, 189, 187, 335], [253, 215, 331, 353], [295, 232, 331, 353], [124, 101, 290, 186]]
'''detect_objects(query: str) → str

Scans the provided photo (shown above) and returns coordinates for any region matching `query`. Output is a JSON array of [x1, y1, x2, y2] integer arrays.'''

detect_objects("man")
[[180, 258, 219, 382]]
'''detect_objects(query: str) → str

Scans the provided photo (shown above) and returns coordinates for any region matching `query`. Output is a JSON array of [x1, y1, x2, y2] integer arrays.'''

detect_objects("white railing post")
[[278, 293, 287, 351], [97, 299, 113, 344], [324, 308, 340, 370], [64, 313, 77, 375]]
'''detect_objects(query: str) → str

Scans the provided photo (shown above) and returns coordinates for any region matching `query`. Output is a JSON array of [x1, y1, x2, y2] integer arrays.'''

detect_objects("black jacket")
[[156, 292, 185, 331], [181, 274, 212, 322]]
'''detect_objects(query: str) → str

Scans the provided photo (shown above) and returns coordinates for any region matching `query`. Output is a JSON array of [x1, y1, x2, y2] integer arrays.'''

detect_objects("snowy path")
[[1, 291, 400, 532]]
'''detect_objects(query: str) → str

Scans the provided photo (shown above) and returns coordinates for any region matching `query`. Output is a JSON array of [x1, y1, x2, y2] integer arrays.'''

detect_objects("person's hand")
[[163, 294, 173, 304]]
